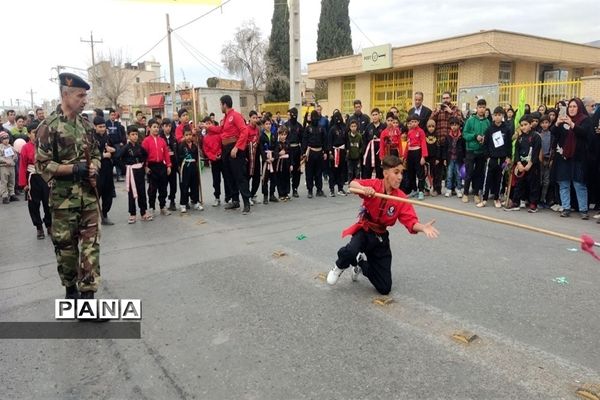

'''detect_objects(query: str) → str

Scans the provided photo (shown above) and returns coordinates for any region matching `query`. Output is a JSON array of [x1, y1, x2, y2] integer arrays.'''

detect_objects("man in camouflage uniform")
[[36, 73, 101, 300]]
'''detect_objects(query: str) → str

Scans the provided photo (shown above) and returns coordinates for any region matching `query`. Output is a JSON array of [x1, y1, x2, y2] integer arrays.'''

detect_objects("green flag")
[[512, 89, 527, 158]]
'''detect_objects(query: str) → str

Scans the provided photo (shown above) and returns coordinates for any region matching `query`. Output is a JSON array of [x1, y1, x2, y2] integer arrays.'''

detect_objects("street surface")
[[1, 170, 599, 399]]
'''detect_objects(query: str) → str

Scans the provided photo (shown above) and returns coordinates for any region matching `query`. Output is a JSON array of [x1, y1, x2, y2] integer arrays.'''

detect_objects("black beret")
[[59, 72, 90, 90], [93, 116, 105, 126]]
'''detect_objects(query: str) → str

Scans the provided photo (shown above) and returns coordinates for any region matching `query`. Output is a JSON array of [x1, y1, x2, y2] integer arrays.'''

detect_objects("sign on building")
[[362, 44, 392, 71]]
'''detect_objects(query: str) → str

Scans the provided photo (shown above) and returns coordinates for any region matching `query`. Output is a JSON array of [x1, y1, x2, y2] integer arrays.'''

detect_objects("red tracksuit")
[[19, 141, 51, 229], [336, 178, 418, 295], [379, 127, 402, 160], [142, 134, 171, 210]]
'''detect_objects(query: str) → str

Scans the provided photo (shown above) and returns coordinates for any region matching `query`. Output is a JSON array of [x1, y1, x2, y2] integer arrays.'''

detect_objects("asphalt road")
[[1, 171, 599, 399]]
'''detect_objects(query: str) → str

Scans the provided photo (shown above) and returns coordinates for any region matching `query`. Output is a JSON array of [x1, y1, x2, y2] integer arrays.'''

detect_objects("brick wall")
[[413, 65, 435, 107], [355, 73, 372, 111], [582, 76, 600, 102], [327, 77, 342, 115]]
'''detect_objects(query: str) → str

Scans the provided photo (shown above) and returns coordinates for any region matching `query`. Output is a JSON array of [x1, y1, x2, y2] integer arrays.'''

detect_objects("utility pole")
[[288, 0, 301, 111], [27, 88, 36, 109], [166, 14, 177, 117], [80, 31, 103, 70]]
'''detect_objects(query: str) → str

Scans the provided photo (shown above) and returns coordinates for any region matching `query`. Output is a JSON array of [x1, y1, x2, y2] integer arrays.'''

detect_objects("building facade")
[[308, 30, 600, 116]]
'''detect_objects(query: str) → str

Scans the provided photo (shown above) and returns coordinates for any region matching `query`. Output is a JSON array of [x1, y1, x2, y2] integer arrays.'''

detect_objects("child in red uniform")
[[405, 114, 428, 200], [327, 155, 439, 295], [142, 118, 172, 217]]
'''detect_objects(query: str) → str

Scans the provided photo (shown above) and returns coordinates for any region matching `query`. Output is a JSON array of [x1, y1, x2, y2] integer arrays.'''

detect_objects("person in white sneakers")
[[327, 155, 439, 294]]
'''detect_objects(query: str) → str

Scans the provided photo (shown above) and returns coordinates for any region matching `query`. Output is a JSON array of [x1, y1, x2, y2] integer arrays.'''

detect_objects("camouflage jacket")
[[35, 110, 101, 209]]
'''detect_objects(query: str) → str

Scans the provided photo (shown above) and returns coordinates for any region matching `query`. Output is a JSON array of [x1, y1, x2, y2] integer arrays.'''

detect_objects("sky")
[[1, 0, 599, 110]]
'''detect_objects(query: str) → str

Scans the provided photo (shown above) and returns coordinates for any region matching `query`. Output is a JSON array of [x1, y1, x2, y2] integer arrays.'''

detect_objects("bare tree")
[[221, 20, 267, 110], [89, 50, 137, 109]]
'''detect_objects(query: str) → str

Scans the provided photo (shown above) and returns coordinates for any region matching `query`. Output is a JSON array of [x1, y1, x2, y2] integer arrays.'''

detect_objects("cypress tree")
[[265, 0, 290, 102], [316, 0, 353, 61]]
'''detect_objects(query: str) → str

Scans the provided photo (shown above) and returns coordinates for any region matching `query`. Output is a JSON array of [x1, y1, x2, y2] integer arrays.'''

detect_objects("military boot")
[[65, 285, 79, 299]]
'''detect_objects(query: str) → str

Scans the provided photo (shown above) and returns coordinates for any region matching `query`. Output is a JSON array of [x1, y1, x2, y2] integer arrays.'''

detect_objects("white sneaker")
[[160, 208, 171, 216], [327, 265, 344, 285], [193, 203, 204, 211], [455, 189, 463, 198], [520, 200, 526, 209], [249, 198, 255, 206], [180, 205, 187, 213], [212, 198, 220, 207], [444, 190, 451, 198]]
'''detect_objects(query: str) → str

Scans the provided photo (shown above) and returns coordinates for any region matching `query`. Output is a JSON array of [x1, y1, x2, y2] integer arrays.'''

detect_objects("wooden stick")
[[349, 187, 600, 247]]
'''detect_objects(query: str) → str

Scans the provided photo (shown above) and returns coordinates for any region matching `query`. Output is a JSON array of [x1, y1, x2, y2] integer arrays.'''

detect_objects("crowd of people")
[[1, 90, 600, 241]]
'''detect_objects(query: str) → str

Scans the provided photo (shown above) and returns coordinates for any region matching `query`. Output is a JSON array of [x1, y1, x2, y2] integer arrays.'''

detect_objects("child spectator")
[[462, 99, 490, 204], [0, 131, 18, 203], [424, 119, 442, 196], [478, 107, 512, 208], [247, 111, 262, 203], [19, 126, 51, 238], [346, 120, 363, 183], [538, 115, 552, 208], [404, 114, 428, 200], [117, 125, 150, 223], [177, 126, 202, 213], [504, 115, 542, 212], [443, 117, 465, 198]]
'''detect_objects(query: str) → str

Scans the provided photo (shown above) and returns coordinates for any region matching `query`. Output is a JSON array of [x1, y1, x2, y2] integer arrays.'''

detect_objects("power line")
[[173, 34, 220, 76], [174, 32, 227, 76], [172, 0, 233, 32], [131, 34, 168, 64], [350, 17, 376, 47]]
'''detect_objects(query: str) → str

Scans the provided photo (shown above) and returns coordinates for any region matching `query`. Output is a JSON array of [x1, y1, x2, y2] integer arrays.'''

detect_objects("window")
[[341, 76, 356, 115], [240, 96, 248, 107], [498, 61, 513, 105], [371, 70, 413, 112], [435, 63, 458, 103], [498, 61, 513, 84]]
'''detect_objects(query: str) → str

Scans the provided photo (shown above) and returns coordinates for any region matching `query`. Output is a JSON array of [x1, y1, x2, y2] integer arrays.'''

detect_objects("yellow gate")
[[499, 80, 581, 108]]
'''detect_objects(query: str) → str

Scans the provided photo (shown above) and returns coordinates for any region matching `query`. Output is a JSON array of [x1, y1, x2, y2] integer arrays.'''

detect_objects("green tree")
[[315, 0, 353, 100], [265, 0, 290, 102], [316, 0, 353, 61]]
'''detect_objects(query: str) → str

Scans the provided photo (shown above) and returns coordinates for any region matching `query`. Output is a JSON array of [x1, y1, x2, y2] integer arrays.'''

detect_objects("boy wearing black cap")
[[478, 107, 512, 208], [94, 116, 116, 225]]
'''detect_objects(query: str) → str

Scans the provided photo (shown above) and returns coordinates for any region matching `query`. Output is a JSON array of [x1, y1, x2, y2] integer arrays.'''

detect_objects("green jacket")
[[347, 132, 363, 160], [462, 115, 490, 154], [35, 110, 100, 209]]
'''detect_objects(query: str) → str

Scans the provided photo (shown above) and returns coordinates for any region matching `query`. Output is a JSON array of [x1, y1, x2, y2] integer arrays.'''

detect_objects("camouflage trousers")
[[51, 202, 101, 292]]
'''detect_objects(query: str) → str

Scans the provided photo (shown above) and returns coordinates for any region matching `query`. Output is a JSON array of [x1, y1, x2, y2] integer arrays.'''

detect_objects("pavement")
[[1, 171, 599, 400]]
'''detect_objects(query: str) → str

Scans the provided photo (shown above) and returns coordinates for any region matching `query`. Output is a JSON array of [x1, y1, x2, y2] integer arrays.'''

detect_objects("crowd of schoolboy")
[[2, 92, 600, 239]]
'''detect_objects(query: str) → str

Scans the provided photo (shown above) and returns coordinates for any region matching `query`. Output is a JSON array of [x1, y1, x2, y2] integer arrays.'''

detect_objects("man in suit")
[[407, 91, 432, 131]]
